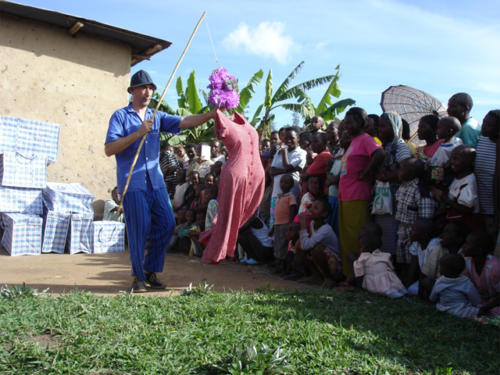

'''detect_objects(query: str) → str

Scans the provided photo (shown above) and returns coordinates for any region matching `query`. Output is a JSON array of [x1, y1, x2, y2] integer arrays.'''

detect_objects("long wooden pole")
[[120, 11, 207, 206]]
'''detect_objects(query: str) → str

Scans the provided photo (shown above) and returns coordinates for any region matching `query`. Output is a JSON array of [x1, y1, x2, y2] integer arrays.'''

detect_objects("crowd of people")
[[147, 92, 499, 321]]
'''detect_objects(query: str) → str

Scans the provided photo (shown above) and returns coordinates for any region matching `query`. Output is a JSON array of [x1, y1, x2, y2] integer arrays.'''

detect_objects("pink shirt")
[[338, 133, 381, 202]]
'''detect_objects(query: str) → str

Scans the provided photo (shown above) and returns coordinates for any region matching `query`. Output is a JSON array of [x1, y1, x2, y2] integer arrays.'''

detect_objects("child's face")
[[344, 114, 363, 137], [309, 200, 327, 221], [481, 114, 498, 141], [262, 140, 271, 153], [417, 120, 435, 141], [450, 150, 469, 174], [205, 175, 214, 186], [185, 210, 195, 223], [270, 133, 280, 146], [190, 173, 199, 185], [210, 140, 220, 157], [299, 138, 311, 151], [326, 124, 339, 146], [280, 176, 294, 193], [398, 161, 415, 182], [196, 212, 205, 227], [307, 176, 321, 196], [176, 147, 185, 157], [285, 131, 299, 150], [186, 147, 196, 160], [311, 134, 325, 154], [311, 117, 323, 131], [378, 117, 395, 143]]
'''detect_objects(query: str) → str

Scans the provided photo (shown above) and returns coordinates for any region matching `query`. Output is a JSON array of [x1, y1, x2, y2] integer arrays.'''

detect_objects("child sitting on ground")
[[406, 219, 440, 294], [428, 116, 462, 185], [298, 198, 341, 287], [202, 186, 218, 230], [353, 222, 407, 298], [395, 158, 434, 275], [462, 232, 500, 316], [103, 186, 124, 222], [270, 174, 297, 274], [170, 208, 198, 254], [419, 222, 466, 300], [430, 253, 481, 318], [433, 145, 480, 231]]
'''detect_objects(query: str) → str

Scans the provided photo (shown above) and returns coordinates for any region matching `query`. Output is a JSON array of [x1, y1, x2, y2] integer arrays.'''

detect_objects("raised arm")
[[179, 109, 217, 129]]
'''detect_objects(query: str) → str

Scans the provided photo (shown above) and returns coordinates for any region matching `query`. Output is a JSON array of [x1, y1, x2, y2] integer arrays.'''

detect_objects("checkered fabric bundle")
[[0, 151, 47, 188], [43, 183, 94, 214], [41, 210, 71, 254], [1, 213, 42, 256], [68, 213, 93, 254], [92, 221, 125, 254], [0, 116, 60, 164], [0, 185, 43, 215]]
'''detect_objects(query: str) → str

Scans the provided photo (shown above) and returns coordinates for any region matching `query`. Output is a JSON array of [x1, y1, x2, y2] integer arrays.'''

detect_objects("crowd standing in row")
[[144, 92, 499, 321]]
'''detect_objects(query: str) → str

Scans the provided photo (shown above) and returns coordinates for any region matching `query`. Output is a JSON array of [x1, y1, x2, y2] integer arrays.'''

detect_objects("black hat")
[[127, 70, 157, 92]]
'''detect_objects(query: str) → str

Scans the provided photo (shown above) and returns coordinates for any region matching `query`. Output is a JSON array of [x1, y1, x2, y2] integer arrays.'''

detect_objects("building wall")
[[0, 13, 131, 214]]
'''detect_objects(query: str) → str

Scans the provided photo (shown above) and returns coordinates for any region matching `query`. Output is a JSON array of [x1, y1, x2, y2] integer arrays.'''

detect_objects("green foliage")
[[255, 62, 353, 137], [149, 72, 214, 145], [236, 69, 264, 114], [304, 65, 356, 128]]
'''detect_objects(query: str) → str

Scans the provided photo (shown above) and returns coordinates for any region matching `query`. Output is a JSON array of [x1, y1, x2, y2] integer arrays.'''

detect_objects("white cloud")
[[223, 22, 295, 64]]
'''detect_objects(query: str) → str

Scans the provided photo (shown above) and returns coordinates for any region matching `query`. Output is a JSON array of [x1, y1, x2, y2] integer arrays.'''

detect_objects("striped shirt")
[[474, 136, 496, 215]]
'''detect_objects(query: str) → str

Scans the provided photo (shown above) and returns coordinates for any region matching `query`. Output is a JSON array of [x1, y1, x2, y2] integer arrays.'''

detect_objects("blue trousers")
[[122, 186, 175, 281]]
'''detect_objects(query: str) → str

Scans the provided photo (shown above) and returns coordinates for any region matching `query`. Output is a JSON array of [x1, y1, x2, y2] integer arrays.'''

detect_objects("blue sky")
[[16, 0, 500, 130]]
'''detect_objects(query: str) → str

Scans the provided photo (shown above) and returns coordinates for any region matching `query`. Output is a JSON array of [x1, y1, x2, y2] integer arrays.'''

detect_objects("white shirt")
[[270, 146, 307, 198]]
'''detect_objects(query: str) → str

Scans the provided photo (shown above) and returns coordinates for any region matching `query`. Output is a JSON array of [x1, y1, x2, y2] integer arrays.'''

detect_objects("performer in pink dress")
[[201, 110, 265, 264]]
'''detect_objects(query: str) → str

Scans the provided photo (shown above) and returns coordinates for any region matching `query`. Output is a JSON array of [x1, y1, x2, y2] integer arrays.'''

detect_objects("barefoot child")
[[270, 174, 298, 273], [353, 222, 407, 298], [406, 219, 440, 294]]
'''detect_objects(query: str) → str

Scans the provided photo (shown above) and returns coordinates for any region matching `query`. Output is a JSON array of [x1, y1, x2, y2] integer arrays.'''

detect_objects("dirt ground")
[[0, 249, 311, 296]]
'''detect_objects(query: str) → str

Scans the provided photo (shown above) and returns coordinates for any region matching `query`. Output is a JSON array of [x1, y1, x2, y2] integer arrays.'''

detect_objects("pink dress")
[[200, 110, 265, 264], [353, 250, 407, 298]]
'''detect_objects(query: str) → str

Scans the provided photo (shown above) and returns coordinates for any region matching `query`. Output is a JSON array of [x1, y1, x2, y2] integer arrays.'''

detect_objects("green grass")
[[0, 284, 498, 375]]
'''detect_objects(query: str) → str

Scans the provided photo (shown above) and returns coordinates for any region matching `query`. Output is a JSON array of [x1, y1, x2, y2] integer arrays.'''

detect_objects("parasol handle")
[[119, 11, 207, 207]]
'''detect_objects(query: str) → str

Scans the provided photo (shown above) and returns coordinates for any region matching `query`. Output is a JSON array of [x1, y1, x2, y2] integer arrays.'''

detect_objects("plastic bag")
[[371, 181, 393, 215]]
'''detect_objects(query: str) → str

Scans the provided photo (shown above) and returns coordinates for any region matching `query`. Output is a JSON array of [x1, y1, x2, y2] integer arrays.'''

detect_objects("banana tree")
[[301, 65, 355, 128], [256, 61, 336, 137]]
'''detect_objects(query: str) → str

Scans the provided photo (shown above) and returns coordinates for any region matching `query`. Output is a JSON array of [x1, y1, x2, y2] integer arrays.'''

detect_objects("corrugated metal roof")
[[0, 1, 172, 66]]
